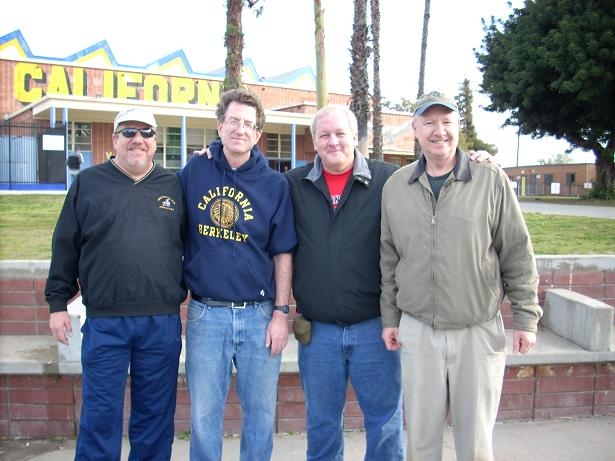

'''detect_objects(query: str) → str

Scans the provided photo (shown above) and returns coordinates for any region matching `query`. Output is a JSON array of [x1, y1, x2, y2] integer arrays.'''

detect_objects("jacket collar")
[[306, 148, 372, 186], [408, 147, 472, 183]]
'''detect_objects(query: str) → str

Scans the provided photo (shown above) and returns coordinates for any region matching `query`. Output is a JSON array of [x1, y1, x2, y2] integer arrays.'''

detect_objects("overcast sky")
[[1, 0, 594, 167]]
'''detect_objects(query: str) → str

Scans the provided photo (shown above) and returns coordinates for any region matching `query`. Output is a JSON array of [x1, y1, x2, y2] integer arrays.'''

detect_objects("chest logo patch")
[[157, 195, 176, 212]]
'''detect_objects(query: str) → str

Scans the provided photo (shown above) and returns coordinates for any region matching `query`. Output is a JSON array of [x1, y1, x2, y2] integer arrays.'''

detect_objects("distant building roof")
[[0, 30, 316, 89]]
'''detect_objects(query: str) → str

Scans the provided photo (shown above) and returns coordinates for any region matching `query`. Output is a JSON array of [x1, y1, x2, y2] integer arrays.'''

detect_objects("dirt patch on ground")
[[0, 438, 74, 461]]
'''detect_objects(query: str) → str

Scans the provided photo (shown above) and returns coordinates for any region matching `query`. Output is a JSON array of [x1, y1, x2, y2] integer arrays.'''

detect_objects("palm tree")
[[370, 0, 383, 161], [417, 0, 431, 98], [314, 0, 328, 108], [223, 0, 263, 91], [414, 0, 431, 156], [349, 0, 370, 156], [224, 0, 244, 91]]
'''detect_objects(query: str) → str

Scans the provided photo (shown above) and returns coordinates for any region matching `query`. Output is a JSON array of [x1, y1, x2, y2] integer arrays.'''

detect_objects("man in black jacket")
[[286, 105, 405, 461], [46, 108, 186, 460]]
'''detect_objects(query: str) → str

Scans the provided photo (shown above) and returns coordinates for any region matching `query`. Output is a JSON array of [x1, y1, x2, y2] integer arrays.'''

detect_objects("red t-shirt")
[[323, 168, 353, 209]]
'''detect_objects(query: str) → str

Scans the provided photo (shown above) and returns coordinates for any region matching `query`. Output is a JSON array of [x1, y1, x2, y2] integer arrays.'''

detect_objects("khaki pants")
[[398, 313, 506, 461]]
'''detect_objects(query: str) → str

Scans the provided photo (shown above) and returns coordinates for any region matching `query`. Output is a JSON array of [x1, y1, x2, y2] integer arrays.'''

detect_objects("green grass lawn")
[[523, 213, 615, 255], [0, 194, 614, 259], [0, 194, 67, 260]]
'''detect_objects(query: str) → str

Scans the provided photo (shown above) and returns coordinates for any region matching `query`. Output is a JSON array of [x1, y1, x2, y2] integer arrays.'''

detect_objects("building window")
[[566, 173, 576, 185], [187, 128, 218, 158], [265, 133, 292, 172], [545, 174, 553, 185], [155, 127, 219, 171], [162, 127, 182, 170]]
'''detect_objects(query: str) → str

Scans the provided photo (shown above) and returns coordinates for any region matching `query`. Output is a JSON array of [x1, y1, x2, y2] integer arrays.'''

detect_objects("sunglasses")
[[115, 127, 156, 138]]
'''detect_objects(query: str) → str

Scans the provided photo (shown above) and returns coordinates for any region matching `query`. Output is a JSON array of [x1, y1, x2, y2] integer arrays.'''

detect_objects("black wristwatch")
[[274, 304, 290, 314]]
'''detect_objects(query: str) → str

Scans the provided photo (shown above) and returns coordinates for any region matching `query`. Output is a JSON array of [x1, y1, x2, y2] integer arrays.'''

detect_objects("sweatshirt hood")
[[209, 140, 268, 179]]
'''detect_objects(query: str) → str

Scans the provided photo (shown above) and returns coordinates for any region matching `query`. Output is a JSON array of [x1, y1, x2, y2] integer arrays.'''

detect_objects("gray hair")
[[310, 105, 358, 139]]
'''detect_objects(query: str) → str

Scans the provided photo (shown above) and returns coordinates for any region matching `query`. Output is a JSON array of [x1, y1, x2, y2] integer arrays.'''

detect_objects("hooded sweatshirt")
[[178, 140, 296, 302]]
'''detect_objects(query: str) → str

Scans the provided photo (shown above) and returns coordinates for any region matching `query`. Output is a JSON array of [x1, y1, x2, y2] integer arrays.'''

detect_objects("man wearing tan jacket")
[[380, 91, 542, 461]]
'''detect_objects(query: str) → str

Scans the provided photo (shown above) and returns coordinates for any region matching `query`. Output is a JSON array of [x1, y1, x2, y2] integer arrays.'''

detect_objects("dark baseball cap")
[[413, 91, 458, 116]]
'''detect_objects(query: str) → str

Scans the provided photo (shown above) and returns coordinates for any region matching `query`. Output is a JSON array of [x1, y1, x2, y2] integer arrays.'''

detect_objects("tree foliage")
[[476, 0, 615, 197], [381, 97, 414, 113], [456, 79, 498, 154], [538, 152, 573, 165]]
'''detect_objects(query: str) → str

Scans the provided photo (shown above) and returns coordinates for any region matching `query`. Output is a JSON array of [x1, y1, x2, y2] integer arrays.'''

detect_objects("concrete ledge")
[[0, 260, 51, 277], [2, 329, 615, 375], [57, 296, 85, 373], [505, 329, 615, 366], [543, 288, 614, 352], [5, 255, 614, 278], [0, 335, 59, 374], [4, 289, 615, 375], [53, 297, 299, 375], [0, 334, 299, 375]]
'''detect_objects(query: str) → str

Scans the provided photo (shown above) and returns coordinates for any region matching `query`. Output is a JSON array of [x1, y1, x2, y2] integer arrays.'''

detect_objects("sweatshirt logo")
[[197, 186, 254, 242], [210, 198, 239, 228]]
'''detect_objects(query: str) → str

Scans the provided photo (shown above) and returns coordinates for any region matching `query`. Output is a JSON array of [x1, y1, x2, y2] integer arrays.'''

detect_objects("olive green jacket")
[[380, 149, 542, 332]]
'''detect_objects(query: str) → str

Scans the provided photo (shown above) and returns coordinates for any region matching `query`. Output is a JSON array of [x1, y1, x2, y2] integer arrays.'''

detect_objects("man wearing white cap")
[[380, 91, 542, 461], [46, 107, 186, 460]]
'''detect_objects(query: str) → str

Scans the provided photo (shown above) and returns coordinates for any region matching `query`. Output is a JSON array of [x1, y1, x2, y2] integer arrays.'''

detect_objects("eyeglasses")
[[224, 118, 259, 132], [115, 127, 156, 138]]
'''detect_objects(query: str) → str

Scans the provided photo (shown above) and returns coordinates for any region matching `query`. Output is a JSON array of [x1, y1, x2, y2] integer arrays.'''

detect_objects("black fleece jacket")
[[286, 152, 397, 325]]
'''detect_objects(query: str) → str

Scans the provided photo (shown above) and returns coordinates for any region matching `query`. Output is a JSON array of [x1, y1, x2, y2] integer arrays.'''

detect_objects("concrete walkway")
[[14, 416, 615, 461], [517, 200, 615, 219]]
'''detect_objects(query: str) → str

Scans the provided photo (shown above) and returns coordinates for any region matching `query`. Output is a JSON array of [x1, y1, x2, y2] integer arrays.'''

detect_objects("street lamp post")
[[516, 127, 521, 167]]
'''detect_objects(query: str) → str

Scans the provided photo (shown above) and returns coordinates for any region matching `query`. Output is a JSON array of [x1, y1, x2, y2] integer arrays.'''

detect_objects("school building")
[[0, 29, 414, 191], [502, 163, 597, 198]]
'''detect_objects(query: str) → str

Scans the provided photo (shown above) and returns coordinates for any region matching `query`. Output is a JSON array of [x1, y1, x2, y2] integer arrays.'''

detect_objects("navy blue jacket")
[[178, 141, 296, 302]]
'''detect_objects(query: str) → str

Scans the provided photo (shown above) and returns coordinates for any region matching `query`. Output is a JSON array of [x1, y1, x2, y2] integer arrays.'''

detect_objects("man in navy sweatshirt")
[[178, 88, 297, 461]]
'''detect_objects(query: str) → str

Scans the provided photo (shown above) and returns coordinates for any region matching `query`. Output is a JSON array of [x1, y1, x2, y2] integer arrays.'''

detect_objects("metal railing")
[[0, 121, 68, 191]]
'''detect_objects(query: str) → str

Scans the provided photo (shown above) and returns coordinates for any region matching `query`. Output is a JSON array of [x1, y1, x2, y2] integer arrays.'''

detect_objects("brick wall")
[[3, 258, 614, 336], [1, 257, 614, 438], [0, 266, 49, 335], [3, 363, 614, 438], [500, 363, 615, 421]]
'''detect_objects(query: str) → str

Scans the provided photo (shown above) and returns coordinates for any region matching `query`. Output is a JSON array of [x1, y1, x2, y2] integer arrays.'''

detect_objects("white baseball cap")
[[113, 108, 157, 132]]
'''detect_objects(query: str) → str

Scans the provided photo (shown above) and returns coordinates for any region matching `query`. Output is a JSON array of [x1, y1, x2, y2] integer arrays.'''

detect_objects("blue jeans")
[[298, 316, 405, 461], [76, 315, 182, 461], [185, 298, 281, 461]]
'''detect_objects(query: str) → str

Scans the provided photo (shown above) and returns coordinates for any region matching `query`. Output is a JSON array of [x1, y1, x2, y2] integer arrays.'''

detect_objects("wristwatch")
[[274, 304, 290, 314]]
